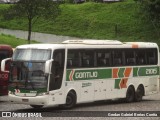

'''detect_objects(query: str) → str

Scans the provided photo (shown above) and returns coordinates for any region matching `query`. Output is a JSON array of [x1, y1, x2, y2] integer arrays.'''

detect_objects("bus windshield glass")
[[13, 49, 51, 61], [9, 61, 48, 90]]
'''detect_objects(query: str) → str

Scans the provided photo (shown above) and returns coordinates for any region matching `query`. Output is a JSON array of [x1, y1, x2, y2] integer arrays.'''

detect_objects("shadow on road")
[[12, 98, 158, 113]]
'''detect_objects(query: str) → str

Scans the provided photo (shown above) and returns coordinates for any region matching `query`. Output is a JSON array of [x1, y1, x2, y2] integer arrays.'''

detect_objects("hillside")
[[0, 0, 160, 44], [0, 34, 38, 47]]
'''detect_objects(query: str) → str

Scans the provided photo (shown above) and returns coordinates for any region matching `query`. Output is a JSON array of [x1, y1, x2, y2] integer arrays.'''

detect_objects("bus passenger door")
[[48, 49, 65, 105], [94, 80, 106, 101]]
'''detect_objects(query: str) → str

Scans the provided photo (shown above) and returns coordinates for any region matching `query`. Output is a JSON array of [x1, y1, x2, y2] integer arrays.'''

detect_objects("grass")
[[0, 1, 160, 45], [0, 34, 39, 48]]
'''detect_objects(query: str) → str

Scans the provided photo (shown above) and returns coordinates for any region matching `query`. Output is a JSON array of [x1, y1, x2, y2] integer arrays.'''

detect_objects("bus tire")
[[30, 105, 43, 109], [135, 85, 144, 102], [62, 91, 77, 109], [126, 86, 135, 103]]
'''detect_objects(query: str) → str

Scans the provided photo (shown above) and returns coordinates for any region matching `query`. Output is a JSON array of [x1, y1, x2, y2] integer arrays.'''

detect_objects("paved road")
[[0, 93, 160, 120], [0, 28, 81, 43]]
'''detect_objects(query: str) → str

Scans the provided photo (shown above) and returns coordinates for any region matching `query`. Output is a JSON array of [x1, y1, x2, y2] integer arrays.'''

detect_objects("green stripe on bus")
[[133, 68, 139, 77], [66, 69, 112, 81], [115, 79, 121, 89], [118, 68, 125, 78], [133, 67, 159, 77], [66, 66, 159, 81]]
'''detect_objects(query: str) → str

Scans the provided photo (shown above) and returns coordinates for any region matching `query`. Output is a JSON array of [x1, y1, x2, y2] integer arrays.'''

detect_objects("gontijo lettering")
[[75, 71, 98, 79]]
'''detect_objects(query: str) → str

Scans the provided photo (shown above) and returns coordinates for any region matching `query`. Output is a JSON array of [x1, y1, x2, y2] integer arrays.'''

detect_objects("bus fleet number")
[[0, 74, 8, 79], [146, 69, 157, 75]]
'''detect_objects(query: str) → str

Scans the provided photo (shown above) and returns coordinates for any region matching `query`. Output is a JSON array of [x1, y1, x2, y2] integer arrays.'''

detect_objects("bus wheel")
[[62, 91, 77, 109], [126, 86, 135, 103], [135, 85, 144, 102], [30, 105, 43, 109]]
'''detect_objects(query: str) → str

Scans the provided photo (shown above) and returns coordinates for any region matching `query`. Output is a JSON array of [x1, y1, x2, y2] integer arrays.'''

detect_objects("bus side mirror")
[[45, 59, 53, 74], [1, 58, 11, 73]]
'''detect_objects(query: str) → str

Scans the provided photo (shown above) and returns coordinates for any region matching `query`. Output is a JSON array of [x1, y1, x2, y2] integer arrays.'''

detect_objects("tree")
[[4, 0, 60, 44], [141, 0, 160, 22], [135, 0, 160, 36]]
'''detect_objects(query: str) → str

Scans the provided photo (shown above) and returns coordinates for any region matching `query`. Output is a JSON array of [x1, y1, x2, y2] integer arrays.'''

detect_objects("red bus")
[[0, 45, 13, 96]]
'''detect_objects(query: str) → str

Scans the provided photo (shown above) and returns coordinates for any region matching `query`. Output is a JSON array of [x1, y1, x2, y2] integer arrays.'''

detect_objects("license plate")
[[22, 99, 29, 102]]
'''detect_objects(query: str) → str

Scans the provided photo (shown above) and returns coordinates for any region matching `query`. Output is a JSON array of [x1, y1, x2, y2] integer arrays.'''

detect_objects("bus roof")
[[62, 40, 123, 45], [0, 44, 12, 50], [16, 44, 64, 49], [15, 40, 158, 50]]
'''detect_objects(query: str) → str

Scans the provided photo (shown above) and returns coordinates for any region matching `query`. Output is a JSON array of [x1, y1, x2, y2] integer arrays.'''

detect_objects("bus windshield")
[[13, 49, 51, 61], [9, 61, 48, 90]]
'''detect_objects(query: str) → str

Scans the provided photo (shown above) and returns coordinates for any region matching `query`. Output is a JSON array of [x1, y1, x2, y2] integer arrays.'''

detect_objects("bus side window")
[[67, 50, 80, 68], [82, 58, 90, 67], [125, 50, 135, 66], [127, 58, 135, 65], [97, 51, 110, 67], [138, 58, 144, 64], [67, 58, 73, 68], [146, 49, 157, 65], [114, 58, 122, 65], [136, 49, 146, 65], [148, 57, 155, 64], [113, 50, 123, 66], [80, 50, 94, 67]]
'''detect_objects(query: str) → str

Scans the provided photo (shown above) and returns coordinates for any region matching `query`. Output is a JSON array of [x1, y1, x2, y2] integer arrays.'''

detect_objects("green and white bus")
[[1, 40, 160, 109]]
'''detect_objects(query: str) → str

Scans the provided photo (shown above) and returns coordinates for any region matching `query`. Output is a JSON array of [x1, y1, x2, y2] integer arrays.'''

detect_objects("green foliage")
[[0, 1, 159, 45], [65, 0, 75, 3], [2, 0, 60, 42], [0, 34, 39, 48], [4, 0, 60, 20], [135, 0, 160, 38], [137, 0, 160, 21]]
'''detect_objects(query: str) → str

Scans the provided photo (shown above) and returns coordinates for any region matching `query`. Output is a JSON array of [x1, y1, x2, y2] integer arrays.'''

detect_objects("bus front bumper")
[[8, 94, 49, 106]]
